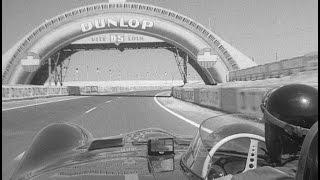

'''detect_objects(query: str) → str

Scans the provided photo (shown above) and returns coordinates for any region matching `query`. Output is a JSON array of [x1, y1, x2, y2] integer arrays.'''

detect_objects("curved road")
[[2, 90, 199, 180]]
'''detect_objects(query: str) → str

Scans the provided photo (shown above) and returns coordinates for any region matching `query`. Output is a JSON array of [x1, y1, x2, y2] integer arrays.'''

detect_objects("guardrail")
[[228, 54, 318, 81]]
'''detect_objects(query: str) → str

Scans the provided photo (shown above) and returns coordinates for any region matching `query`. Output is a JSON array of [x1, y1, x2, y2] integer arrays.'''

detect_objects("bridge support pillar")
[[183, 55, 188, 84], [174, 47, 188, 85], [48, 57, 52, 86]]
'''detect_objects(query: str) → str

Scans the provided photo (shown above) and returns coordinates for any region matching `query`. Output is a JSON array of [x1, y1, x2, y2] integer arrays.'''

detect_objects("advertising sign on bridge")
[[21, 52, 40, 72], [72, 33, 163, 45], [197, 50, 218, 68]]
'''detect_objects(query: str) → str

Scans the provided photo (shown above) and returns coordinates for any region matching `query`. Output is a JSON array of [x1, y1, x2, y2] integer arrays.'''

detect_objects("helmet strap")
[[261, 105, 309, 137]]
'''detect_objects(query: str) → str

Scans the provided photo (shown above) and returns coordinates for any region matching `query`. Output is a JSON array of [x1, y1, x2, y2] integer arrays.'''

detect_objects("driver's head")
[[261, 84, 318, 165]]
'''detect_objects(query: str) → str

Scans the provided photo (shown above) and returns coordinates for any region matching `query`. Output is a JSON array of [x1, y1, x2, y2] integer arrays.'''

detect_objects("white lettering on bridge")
[[72, 33, 163, 45], [81, 18, 154, 32]]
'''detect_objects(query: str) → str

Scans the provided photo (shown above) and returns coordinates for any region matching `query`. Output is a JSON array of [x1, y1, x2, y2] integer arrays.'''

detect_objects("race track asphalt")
[[2, 90, 199, 180]]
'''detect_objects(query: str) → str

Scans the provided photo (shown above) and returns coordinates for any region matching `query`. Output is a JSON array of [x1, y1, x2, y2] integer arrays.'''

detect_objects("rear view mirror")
[[147, 138, 174, 156]]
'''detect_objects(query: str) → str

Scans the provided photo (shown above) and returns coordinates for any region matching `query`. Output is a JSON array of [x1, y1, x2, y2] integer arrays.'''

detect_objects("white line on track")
[[14, 151, 25, 161], [85, 107, 97, 114], [154, 92, 212, 133], [105, 100, 112, 103], [2, 96, 88, 111]]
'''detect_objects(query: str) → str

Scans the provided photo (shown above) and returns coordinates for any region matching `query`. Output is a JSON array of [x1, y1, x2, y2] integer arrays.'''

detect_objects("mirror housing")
[[147, 138, 174, 156]]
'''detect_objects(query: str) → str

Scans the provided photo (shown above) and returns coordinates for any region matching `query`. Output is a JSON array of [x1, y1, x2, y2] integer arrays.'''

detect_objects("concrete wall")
[[2, 85, 69, 101], [79, 85, 173, 95], [2, 85, 173, 101], [172, 84, 318, 118], [228, 54, 318, 81]]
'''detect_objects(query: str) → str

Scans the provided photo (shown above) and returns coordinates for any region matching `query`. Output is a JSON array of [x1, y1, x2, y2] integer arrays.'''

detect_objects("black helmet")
[[260, 84, 318, 165]]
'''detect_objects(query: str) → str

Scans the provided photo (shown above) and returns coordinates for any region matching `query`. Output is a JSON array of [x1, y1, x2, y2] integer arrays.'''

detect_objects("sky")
[[2, 0, 318, 81]]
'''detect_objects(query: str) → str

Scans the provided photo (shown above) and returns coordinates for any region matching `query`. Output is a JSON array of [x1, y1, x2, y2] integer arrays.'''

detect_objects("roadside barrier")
[[2, 85, 68, 101], [2, 84, 174, 101], [172, 83, 316, 118], [67, 86, 81, 95], [172, 87, 182, 99], [91, 86, 98, 93], [229, 54, 318, 82], [182, 88, 194, 102], [236, 88, 266, 117], [220, 87, 238, 112], [198, 88, 221, 108], [172, 86, 271, 118], [80, 85, 174, 95], [173, 55, 318, 118]]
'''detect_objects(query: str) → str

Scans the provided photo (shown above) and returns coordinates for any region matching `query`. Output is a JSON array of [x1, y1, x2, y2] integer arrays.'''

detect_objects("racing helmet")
[[260, 84, 318, 165]]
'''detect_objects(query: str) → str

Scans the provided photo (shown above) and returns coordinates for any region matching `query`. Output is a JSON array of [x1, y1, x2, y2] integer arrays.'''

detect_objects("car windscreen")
[[181, 114, 265, 179]]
